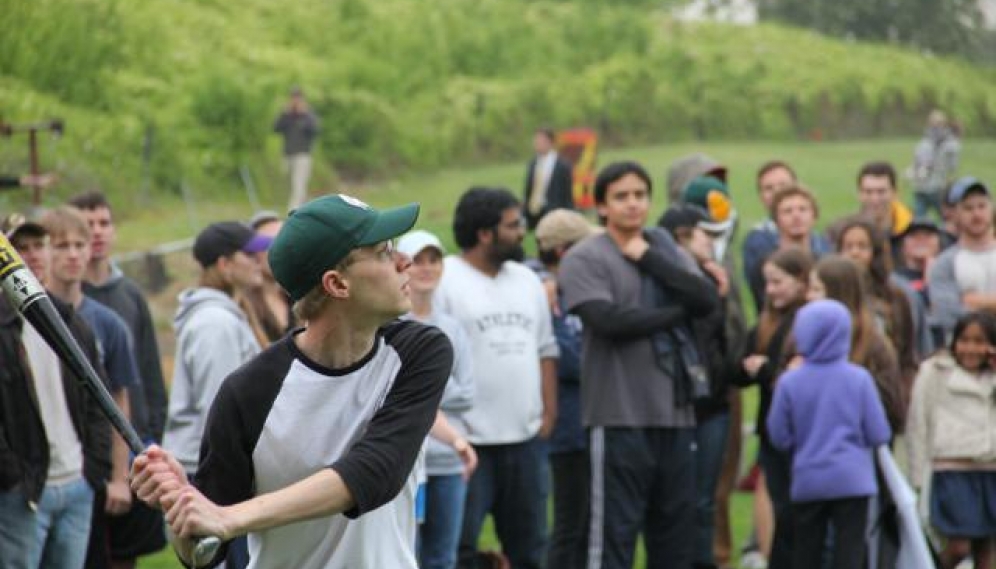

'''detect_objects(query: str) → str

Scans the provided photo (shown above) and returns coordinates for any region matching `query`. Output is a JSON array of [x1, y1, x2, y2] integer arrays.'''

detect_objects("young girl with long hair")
[[836, 217, 922, 392], [806, 255, 905, 432], [909, 311, 996, 569], [738, 247, 813, 567]]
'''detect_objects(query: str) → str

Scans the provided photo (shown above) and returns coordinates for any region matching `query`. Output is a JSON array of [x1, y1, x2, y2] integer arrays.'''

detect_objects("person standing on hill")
[[274, 87, 320, 212], [911, 110, 961, 220], [522, 127, 575, 230]]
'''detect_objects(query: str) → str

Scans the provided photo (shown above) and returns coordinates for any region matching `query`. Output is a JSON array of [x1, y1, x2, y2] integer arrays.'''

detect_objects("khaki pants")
[[285, 153, 312, 211]]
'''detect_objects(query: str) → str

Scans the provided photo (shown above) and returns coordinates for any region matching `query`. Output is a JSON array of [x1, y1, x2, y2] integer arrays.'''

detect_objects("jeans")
[[0, 487, 38, 569], [421, 474, 468, 569], [694, 413, 731, 567], [547, 451, 588, 569], [0, 478, 94, 569], [913, 191, 943, 220], [458, 438, 549, 569]]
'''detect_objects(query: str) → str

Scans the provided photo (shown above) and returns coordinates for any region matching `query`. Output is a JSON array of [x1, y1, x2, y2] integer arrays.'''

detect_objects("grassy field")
[[134, 137, 996, 568]]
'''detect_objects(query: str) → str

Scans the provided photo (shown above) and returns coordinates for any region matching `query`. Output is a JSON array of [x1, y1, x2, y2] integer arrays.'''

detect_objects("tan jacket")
[[907, 353, 996, 487]]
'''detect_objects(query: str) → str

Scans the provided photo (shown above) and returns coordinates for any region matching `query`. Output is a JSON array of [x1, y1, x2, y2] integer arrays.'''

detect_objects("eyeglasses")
[[338, 239, 397, 269]]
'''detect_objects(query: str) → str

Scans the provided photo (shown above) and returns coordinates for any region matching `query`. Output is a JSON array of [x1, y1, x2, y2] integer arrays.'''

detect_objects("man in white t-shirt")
[[929, 177, 996, 339], [435, 187, 559, 569]]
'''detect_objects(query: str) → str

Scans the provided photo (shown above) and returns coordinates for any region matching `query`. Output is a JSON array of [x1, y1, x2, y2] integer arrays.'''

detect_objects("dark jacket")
[[736, 312, 798, 446], [83, 266, 168, 442], [523, 155, 574, 229], [0, 296, 111, 505]]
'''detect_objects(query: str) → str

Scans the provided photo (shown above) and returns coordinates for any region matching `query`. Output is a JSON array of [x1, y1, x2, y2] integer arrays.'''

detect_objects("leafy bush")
[[0, 0, 994, 215]]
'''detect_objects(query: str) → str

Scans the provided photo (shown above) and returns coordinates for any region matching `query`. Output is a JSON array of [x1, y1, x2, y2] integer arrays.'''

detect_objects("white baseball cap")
[[397, 229, 445, 258]]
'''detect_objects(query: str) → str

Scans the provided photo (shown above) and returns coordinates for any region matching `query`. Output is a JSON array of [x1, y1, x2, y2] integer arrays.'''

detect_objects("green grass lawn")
[[134, 137, 995, 568]]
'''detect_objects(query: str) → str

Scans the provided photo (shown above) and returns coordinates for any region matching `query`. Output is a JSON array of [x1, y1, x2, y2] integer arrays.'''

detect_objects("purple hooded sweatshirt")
[[766, 299, 892, 502]]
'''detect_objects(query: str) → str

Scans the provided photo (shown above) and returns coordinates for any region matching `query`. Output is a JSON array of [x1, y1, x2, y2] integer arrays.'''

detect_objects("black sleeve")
[[522, 160, 536, 203], [635, 248, 719, 317], [729, 327, 759, 387], [0, 176, 20, 188], [548, 160, 575, 210], [573, 299, 686, 340], [272, 112, 288, 133], [331, 322, 451, 518], [192, 344, 292, 569]]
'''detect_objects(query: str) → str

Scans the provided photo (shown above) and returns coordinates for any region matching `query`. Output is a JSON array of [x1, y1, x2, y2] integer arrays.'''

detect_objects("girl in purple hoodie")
[[767, 299, 892, 569]]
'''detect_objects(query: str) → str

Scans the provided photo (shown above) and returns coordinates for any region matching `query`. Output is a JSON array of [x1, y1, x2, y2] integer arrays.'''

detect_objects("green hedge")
[[1, 0, 994, 216]]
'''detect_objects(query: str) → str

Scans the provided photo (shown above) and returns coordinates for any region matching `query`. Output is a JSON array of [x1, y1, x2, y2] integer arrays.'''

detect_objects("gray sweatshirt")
[[162, 288, 261, 472]]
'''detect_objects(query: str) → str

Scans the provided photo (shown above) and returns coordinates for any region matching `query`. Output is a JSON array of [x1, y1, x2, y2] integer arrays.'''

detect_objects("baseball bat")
[[0, 234, 220, 567]]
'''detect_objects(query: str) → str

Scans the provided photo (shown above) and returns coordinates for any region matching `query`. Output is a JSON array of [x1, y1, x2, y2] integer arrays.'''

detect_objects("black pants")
[[760, 440, 794, 569], [547, 450, 588, 569], [792, 497, 869, 569], [585, 426, 696, 569]]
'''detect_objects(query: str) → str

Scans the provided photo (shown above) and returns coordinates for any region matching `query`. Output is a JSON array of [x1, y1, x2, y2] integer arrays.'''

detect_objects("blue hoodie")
[[767, 299, 892, 502]]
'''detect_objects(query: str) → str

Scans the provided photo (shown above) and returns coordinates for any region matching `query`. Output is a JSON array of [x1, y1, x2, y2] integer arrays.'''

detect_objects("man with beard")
[[435, 187, 559, 569], [929, 177, 996, 340]]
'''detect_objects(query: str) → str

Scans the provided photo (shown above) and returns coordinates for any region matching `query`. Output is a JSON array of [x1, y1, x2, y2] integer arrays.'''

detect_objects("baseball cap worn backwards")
[[193, 221, 272, 268], [270, 194, 420, 301]]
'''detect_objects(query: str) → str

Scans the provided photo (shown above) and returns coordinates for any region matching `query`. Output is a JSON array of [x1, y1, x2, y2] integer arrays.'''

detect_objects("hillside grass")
[[135, 136, 996, 568], [2, 0, 996, 218]]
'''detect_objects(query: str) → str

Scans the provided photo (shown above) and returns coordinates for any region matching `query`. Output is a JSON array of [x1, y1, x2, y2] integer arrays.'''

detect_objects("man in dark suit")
[[523, 128, 574, 230]]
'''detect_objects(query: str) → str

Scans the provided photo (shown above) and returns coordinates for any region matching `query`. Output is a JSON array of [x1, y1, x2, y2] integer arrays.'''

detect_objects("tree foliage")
[[0, 0, 994, 217], [756, 0, 985, 59]]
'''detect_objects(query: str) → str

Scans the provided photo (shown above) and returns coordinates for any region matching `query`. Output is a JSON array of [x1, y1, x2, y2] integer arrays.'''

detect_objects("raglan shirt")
[[193, 320, 452, 569]]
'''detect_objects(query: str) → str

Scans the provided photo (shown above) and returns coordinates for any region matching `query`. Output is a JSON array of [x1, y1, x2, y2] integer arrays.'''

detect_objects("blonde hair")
[[292, 284, 331, 322], [40, 206, 91, 242]]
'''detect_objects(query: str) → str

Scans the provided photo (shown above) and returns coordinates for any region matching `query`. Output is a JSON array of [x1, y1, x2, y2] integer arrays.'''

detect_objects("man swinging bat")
[[130, 195, 452, 568]]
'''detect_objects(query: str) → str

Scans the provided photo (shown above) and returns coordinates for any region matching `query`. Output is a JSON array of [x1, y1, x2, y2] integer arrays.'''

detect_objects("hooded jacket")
[[162, 287, 261, 472], [767, 300, 892, 502]]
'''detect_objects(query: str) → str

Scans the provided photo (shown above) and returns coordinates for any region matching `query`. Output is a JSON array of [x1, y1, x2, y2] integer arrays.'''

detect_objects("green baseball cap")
[[269, 194, 420, 301]]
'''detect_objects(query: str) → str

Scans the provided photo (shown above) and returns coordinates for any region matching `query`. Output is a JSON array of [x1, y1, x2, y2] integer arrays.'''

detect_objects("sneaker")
[[739, 551, 768, 569]]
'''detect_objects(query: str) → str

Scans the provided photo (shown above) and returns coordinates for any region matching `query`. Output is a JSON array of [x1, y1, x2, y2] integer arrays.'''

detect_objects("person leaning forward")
[[131, 194, 452, 569]]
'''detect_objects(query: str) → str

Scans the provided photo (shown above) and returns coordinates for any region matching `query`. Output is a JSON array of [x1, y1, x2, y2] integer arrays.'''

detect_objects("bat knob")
[[192, 536, 222, 568]]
